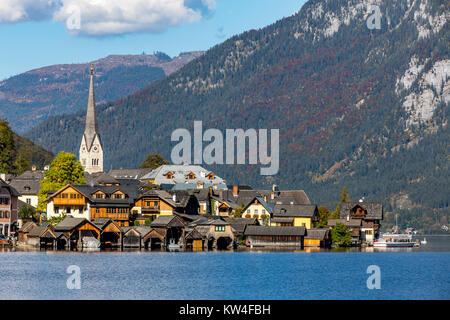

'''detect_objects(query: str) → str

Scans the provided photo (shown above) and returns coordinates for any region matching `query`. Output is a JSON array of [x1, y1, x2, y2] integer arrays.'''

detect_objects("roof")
[[14, 170, 44, 180], [9, 178, 41, 195], [257, 189, 311, 205], [223, 217, 259, 235], [305, 228, 329, 240], [27, 225, 52, 237], [19, 221, 37, 232], [340, 202, 383, 220], [244, 226, 306, 236], [242, 196, 275, 213], [140, 164, 227, 188], [270, 217, 294, 223], [54, 217, 89, 231], [150, 215, 184, 228], [0, 180, 20, 197], [328, 218, 362, 227], [85, 172, 119, 186], [92, 218, 113, 230], [109, 168, 153, 180], [272, 204, 317, 218]]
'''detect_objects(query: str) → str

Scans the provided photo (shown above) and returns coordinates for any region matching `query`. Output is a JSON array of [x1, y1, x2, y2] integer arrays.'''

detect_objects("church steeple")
[[79, 64, 103, 173]]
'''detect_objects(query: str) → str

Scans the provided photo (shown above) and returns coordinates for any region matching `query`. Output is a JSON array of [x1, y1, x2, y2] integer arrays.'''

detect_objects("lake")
[[0, 235, 449, 300]]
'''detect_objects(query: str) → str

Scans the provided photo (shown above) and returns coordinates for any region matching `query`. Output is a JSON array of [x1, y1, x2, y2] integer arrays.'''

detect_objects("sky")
[[0, 0, 306, 80]]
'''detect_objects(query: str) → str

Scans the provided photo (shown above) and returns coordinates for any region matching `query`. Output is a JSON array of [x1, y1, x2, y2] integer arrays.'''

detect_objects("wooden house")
[[189, 217, 235, 250], [17, 221, 37, 243], [149, 215, 186, 248], [244, 225, 306, 248], [304, 228, 331, 247], [184, 227, 204, 251], [340, 202, 383, 244], [54, 216, 102, 249], [92, 218, 123, 247], [328, 218, 362, 245], [121, 226, 152, 248]]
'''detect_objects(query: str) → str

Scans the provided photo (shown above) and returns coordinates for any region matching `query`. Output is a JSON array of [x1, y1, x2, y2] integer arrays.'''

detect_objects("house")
[[45, 179, 141, 226], [304, 228, 331, 248], [258, 185, 311, 206], [91, 218, 123, 247], [121, 226, 152, 248], [149, 215, 186, 248], [0, 178, 19, 236], [340, 202, 383, 244], [189, 217, 235, 250], [25, 223, 62, 248], [54, 216, 102, 249], [141, 165, 227, 190], [270, 204, 319, 229], [222, 217, 259, 238], [8, 170, 44, 208], [133, 189, 200, 224], [17, 221, 37, 243], [241, 196, 274, 225], [244, 225, 306, 247], [184, 227, 204, 251]]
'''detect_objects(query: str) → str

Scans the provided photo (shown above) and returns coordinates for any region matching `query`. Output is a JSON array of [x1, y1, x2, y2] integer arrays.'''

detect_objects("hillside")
[[26, 0, 449, 232], [0, 119, 53, 174], [0, 51, 204, 133]]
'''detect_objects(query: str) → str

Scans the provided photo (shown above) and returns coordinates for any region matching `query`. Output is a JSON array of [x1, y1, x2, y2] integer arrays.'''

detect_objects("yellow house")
[[241, 197, 274, 226], [133, 190, 179, 224], [270, 204, 318, 229]]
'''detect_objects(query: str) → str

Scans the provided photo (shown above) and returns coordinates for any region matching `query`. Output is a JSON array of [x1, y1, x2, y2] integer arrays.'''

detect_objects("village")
[[0, 66, 383, 251]]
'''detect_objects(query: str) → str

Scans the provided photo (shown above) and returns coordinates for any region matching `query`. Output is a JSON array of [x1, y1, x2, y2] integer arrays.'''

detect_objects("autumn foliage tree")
[[37, 151, 85, 212]]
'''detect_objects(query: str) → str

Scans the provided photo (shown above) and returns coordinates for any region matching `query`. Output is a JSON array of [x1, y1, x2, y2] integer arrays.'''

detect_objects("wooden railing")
[[91, 212, 129, 220]]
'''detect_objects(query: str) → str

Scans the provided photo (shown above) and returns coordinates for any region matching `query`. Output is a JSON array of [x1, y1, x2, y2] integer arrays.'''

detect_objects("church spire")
[[79, 63, 103, 173], [84, 63, 98, 150]]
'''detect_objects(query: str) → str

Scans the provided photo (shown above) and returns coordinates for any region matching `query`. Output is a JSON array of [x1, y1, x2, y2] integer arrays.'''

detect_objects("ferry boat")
[[373, 233, 415, 247]]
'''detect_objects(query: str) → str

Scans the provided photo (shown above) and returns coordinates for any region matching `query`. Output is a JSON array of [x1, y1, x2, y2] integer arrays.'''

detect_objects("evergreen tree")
[[331, 186, 350, 219], [37, 151, 85, 212], [331, 222, 352, 247]]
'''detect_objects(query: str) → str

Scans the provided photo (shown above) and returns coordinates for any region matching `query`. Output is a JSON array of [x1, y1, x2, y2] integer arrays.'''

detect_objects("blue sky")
[[0, 0, 306, 80]]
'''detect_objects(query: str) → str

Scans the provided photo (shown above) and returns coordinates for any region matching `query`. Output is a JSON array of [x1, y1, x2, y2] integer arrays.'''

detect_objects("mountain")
[[0, 119, 53, 174], [26, 0, 449, 232], [0, 51, 204, 133]]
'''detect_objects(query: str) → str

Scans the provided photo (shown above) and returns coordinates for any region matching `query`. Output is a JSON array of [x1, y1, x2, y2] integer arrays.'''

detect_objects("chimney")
[[173, 194, 177, 203], [232, 185, 238, 197], [264, 195, 267, 202], [346, 215, 350, 222], [0, 173, 5, 181]]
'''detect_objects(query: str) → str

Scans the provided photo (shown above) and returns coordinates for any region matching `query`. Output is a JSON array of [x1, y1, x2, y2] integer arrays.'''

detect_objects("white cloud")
[[0, 0, 56, 23], [0, 0, 216, 36]]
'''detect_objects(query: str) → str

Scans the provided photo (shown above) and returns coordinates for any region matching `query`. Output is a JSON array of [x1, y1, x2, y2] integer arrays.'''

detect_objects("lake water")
[[0, 236, 449, 300]]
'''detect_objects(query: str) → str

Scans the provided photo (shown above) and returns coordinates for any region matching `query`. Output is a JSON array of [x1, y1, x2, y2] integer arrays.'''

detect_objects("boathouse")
[[244, 225, 306, 247]]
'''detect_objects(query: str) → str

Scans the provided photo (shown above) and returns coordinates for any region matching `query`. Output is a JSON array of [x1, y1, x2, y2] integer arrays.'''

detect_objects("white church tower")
[[79, 64, 103, 173]]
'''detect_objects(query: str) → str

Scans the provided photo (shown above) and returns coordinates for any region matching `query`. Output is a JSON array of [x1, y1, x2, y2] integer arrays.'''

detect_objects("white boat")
[[420, 238, 427, 245], [82, 236, 101, 249], [373, 233, 415, 247]]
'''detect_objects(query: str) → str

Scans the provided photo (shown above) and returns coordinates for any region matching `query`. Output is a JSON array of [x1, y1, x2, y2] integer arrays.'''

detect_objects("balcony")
[[141, 205, 160, 213], [91, 212, 129, 221]]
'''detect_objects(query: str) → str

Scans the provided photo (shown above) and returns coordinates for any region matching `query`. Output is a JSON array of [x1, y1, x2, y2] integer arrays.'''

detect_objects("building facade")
[[0, 179, 19, 236]]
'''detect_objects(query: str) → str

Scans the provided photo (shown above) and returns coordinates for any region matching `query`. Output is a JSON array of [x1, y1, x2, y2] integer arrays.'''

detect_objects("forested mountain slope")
[[26, 0, 449, 232]]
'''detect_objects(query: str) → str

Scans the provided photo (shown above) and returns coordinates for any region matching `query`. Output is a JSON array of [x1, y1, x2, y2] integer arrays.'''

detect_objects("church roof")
[[83, 65, 101, 151]]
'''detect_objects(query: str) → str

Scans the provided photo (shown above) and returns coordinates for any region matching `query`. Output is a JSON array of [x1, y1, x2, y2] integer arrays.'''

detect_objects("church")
[[79, 64, 103, 173]]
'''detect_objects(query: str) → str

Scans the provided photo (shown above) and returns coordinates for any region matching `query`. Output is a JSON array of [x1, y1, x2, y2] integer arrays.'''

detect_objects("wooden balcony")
[[141, 205, 160, 213], [53, 198, 85, 205], [91, 212, 129, 221]]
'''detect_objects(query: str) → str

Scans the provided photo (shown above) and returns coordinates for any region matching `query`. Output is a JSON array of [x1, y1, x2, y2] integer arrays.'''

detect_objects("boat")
[[420, 238, 427, 245], [82, 236, 101, 249], [167, 238, 181, 251], [373, 233, 415, 247]]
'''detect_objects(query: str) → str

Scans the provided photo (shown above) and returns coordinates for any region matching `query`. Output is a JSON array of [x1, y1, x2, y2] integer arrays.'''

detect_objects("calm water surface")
[[0, 236, 449, 300]]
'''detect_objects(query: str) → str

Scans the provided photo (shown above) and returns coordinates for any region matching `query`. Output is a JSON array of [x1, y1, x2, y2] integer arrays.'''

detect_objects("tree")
[[316, 206, 331, 228], [232, 203, 245, 218], [18, 204, 36, 220], [139, 153, 169, 169], [46, 213, 67, 227], [37, 151, 85, 212], [0, 119, 15, 173], [331, 222, 352, 247], [331, 186, 350, 219]]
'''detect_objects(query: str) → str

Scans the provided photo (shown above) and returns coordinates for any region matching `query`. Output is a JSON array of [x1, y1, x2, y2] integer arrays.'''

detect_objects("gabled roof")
[[242, 196, 275, 213], [9, 178, 41, 195], [0, 179, 20, 197], [340, 202, 383, 220], [244, 226, 306, 236], [305, 228, 329, 240], [150, 215, 185, 228], [258, 189, 311, 205], [272, 204, 317, 218], [54, 217, 98, 232], [109, 168, 153, 180], [19, 221, 37, 233], [27, 225, 53, 238]]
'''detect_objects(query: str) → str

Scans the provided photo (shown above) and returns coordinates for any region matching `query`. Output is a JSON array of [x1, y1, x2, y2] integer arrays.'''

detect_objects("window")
[[26, 198, 31, 205], [215, 226, 226, 232], [254, 209, 258, 214], [54, 207, 59, 214], [262, 209, 266, 214], [247, 209, 250, 213], [66, 207, 71, 214], [96, 208, 100, 213]]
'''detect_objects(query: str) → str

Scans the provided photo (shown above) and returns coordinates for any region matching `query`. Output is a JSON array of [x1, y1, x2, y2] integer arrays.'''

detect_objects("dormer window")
[[187, 172, 195, 180], [207, 173, 214, 180], [164, 172, 173, 179]]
